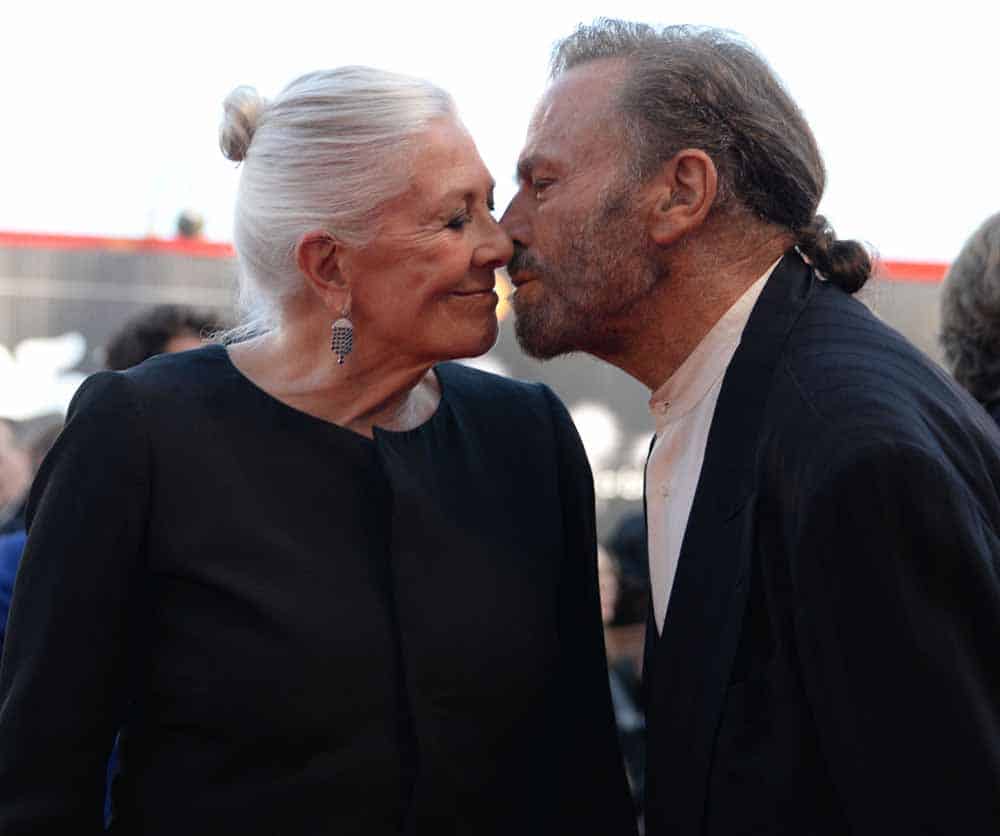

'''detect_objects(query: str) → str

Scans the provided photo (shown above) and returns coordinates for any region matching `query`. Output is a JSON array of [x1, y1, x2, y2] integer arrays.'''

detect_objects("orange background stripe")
[[875, 259, 948, 283], [0, 231, 950, 282], [0, 230, 235, 259]]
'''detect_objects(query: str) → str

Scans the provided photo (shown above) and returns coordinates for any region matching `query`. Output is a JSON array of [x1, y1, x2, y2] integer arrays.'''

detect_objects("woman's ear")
[[296, 231, 350, 312], [647, 149, 719, 247]]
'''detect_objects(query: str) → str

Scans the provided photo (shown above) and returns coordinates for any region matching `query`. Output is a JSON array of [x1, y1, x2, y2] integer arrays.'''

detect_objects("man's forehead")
[[521, 59, 629, 166]]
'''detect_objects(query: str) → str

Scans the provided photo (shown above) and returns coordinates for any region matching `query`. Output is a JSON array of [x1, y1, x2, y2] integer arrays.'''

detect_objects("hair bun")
[[219, 86, 266, 162], [796, 214, 873, 294]]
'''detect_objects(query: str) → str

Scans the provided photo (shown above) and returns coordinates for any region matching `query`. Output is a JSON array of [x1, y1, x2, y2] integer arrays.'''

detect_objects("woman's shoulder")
[[67, 345, 230, 425], [435, 361, 577, 438], [436, 360, 546, 402], [436, 361, 572, 423], [114, 344, 234, 404], [120, 343, 229, 387]]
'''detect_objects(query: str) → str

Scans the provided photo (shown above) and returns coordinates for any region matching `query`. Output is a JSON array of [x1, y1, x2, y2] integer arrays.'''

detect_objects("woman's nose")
[[475, 218, 514, 270]]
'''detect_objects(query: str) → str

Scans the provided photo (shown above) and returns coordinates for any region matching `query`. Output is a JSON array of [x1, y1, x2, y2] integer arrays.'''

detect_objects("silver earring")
[[330, 304, 353, 365]]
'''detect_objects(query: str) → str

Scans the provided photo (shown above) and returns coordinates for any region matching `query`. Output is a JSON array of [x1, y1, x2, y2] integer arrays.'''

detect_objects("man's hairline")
[[517, 61, 638, 187]]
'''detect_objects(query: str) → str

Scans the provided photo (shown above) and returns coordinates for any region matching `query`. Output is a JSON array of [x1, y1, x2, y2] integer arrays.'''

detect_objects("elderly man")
[[500, 19, 1000, 836]]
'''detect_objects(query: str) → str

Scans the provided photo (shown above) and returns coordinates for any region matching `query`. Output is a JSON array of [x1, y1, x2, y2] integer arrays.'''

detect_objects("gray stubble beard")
[[512, 203, 665, 361]]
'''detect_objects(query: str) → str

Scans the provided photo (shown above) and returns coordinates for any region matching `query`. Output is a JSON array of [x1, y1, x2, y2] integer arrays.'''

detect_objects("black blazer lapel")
[[644, 251, 816, 834]]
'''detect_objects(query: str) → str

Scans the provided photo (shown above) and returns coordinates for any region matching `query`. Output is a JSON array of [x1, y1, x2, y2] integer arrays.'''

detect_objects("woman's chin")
[[444, 319, 499, 363]]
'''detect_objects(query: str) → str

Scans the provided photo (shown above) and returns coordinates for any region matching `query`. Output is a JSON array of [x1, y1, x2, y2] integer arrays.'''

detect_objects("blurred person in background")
[[604, 510, 651, 634], [2, 307, 222, 608], [600, 510, 651, 826], [501, 19, 1000, 835], [0, 419, 62, 536], [0, 421, 31, 535], [0, 534, 22, 651], [1, 307, 220, 824], [104, 304, 222, 371], [940, 211, 1000, 425], [601, 511, 649, 700], [0, 419, 62, 646], [2, 305, 216, 646], [0, 67, 635, 835]]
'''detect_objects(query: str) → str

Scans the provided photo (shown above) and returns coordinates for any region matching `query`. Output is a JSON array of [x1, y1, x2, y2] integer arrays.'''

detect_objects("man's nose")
[[499, 191, 531, 248]]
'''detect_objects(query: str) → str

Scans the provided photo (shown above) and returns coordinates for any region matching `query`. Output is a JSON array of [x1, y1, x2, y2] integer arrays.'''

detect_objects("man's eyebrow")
[[515, 156, 537, 184]]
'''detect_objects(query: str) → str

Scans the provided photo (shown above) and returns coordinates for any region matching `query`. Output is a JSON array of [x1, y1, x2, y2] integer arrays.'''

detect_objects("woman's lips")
[[450, 289, 499, 304]]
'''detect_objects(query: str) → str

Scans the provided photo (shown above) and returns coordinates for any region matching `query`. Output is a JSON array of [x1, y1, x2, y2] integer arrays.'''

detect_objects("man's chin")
[[513, 317, 573, 361]]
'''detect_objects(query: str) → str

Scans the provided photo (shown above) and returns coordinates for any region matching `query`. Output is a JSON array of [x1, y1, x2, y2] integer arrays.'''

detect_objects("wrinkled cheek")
[[426, 297, 497, 351]]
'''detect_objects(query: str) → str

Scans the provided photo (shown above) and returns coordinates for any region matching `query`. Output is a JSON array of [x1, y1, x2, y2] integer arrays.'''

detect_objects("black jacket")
[[644, 252, 1000, 835], [0, 349, 636, 836]]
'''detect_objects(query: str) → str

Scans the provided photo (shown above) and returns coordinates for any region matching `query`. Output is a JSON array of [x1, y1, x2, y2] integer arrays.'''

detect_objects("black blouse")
[[0, 345, 635, 836]]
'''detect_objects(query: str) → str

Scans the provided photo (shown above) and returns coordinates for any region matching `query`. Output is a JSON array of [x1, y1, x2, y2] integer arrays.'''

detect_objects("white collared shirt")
[[646, 260, 779, 634]]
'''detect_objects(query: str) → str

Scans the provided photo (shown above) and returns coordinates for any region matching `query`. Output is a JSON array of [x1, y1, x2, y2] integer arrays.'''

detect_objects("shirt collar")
[[648, 258, 781, 426]]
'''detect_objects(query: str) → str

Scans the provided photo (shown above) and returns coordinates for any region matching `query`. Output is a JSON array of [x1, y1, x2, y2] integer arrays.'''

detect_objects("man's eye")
[[446, 212, 471, 230], [533, 179, 554, 199]]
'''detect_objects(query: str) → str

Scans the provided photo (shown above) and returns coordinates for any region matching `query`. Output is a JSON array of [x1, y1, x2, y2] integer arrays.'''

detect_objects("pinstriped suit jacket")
[[643, 251, 1000, 836]]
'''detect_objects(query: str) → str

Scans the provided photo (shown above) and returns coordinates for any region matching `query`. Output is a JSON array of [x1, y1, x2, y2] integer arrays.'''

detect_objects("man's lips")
[[508, 272, 537, 288]]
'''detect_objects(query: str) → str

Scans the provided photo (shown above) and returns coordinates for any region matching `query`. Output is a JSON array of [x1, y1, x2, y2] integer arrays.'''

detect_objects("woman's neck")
[[226, 318, 441, 439]]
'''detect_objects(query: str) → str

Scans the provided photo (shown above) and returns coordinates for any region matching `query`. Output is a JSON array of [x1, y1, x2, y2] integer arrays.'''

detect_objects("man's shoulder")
[[757, 281, 1000, 480], [777, 282, 963, 425]]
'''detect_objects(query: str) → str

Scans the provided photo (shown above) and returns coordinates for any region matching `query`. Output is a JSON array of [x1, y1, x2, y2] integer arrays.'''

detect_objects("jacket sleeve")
[[790, 439, 1000, 834], [542, 385, 638, 836], [0, 371, 151, 835]]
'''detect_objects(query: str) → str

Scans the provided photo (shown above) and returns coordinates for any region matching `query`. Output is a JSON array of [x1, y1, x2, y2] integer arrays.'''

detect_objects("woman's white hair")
[[219, 66, 455, 337]]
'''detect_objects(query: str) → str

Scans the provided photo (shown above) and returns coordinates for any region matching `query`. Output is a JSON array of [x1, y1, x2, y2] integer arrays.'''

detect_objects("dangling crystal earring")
[[330, 300, 354, 365]]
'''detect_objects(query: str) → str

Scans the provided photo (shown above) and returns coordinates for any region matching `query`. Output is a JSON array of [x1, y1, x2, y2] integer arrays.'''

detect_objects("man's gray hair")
[[550, 19, 872, 293], [219, 67, 455, 336], [940, 212, 1000, 406]]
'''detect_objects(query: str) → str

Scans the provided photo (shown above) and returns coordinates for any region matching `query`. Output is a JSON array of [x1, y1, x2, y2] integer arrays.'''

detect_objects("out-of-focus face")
[[340, 116, 513, 365], [0, 421, 30, 507], [598, 546, 620, 626], [500, 60, 663, 360], [163, 330, 206, 355]]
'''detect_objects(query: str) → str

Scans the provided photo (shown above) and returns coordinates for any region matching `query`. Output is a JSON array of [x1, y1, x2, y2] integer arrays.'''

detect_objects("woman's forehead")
[[405, 118, 493, 198]]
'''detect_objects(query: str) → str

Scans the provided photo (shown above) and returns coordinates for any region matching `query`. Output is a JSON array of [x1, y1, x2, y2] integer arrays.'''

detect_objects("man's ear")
[[296, 231, 350, 312], [647, 149, 719, 247]]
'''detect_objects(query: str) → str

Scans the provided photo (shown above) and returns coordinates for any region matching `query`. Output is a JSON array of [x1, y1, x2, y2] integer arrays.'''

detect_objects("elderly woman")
[[940, 211, 1000, 424], [0, 68, 636, 835]]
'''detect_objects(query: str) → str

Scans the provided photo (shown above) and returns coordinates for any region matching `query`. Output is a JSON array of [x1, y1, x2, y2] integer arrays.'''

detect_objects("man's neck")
[[596, 231, 791, 391]]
